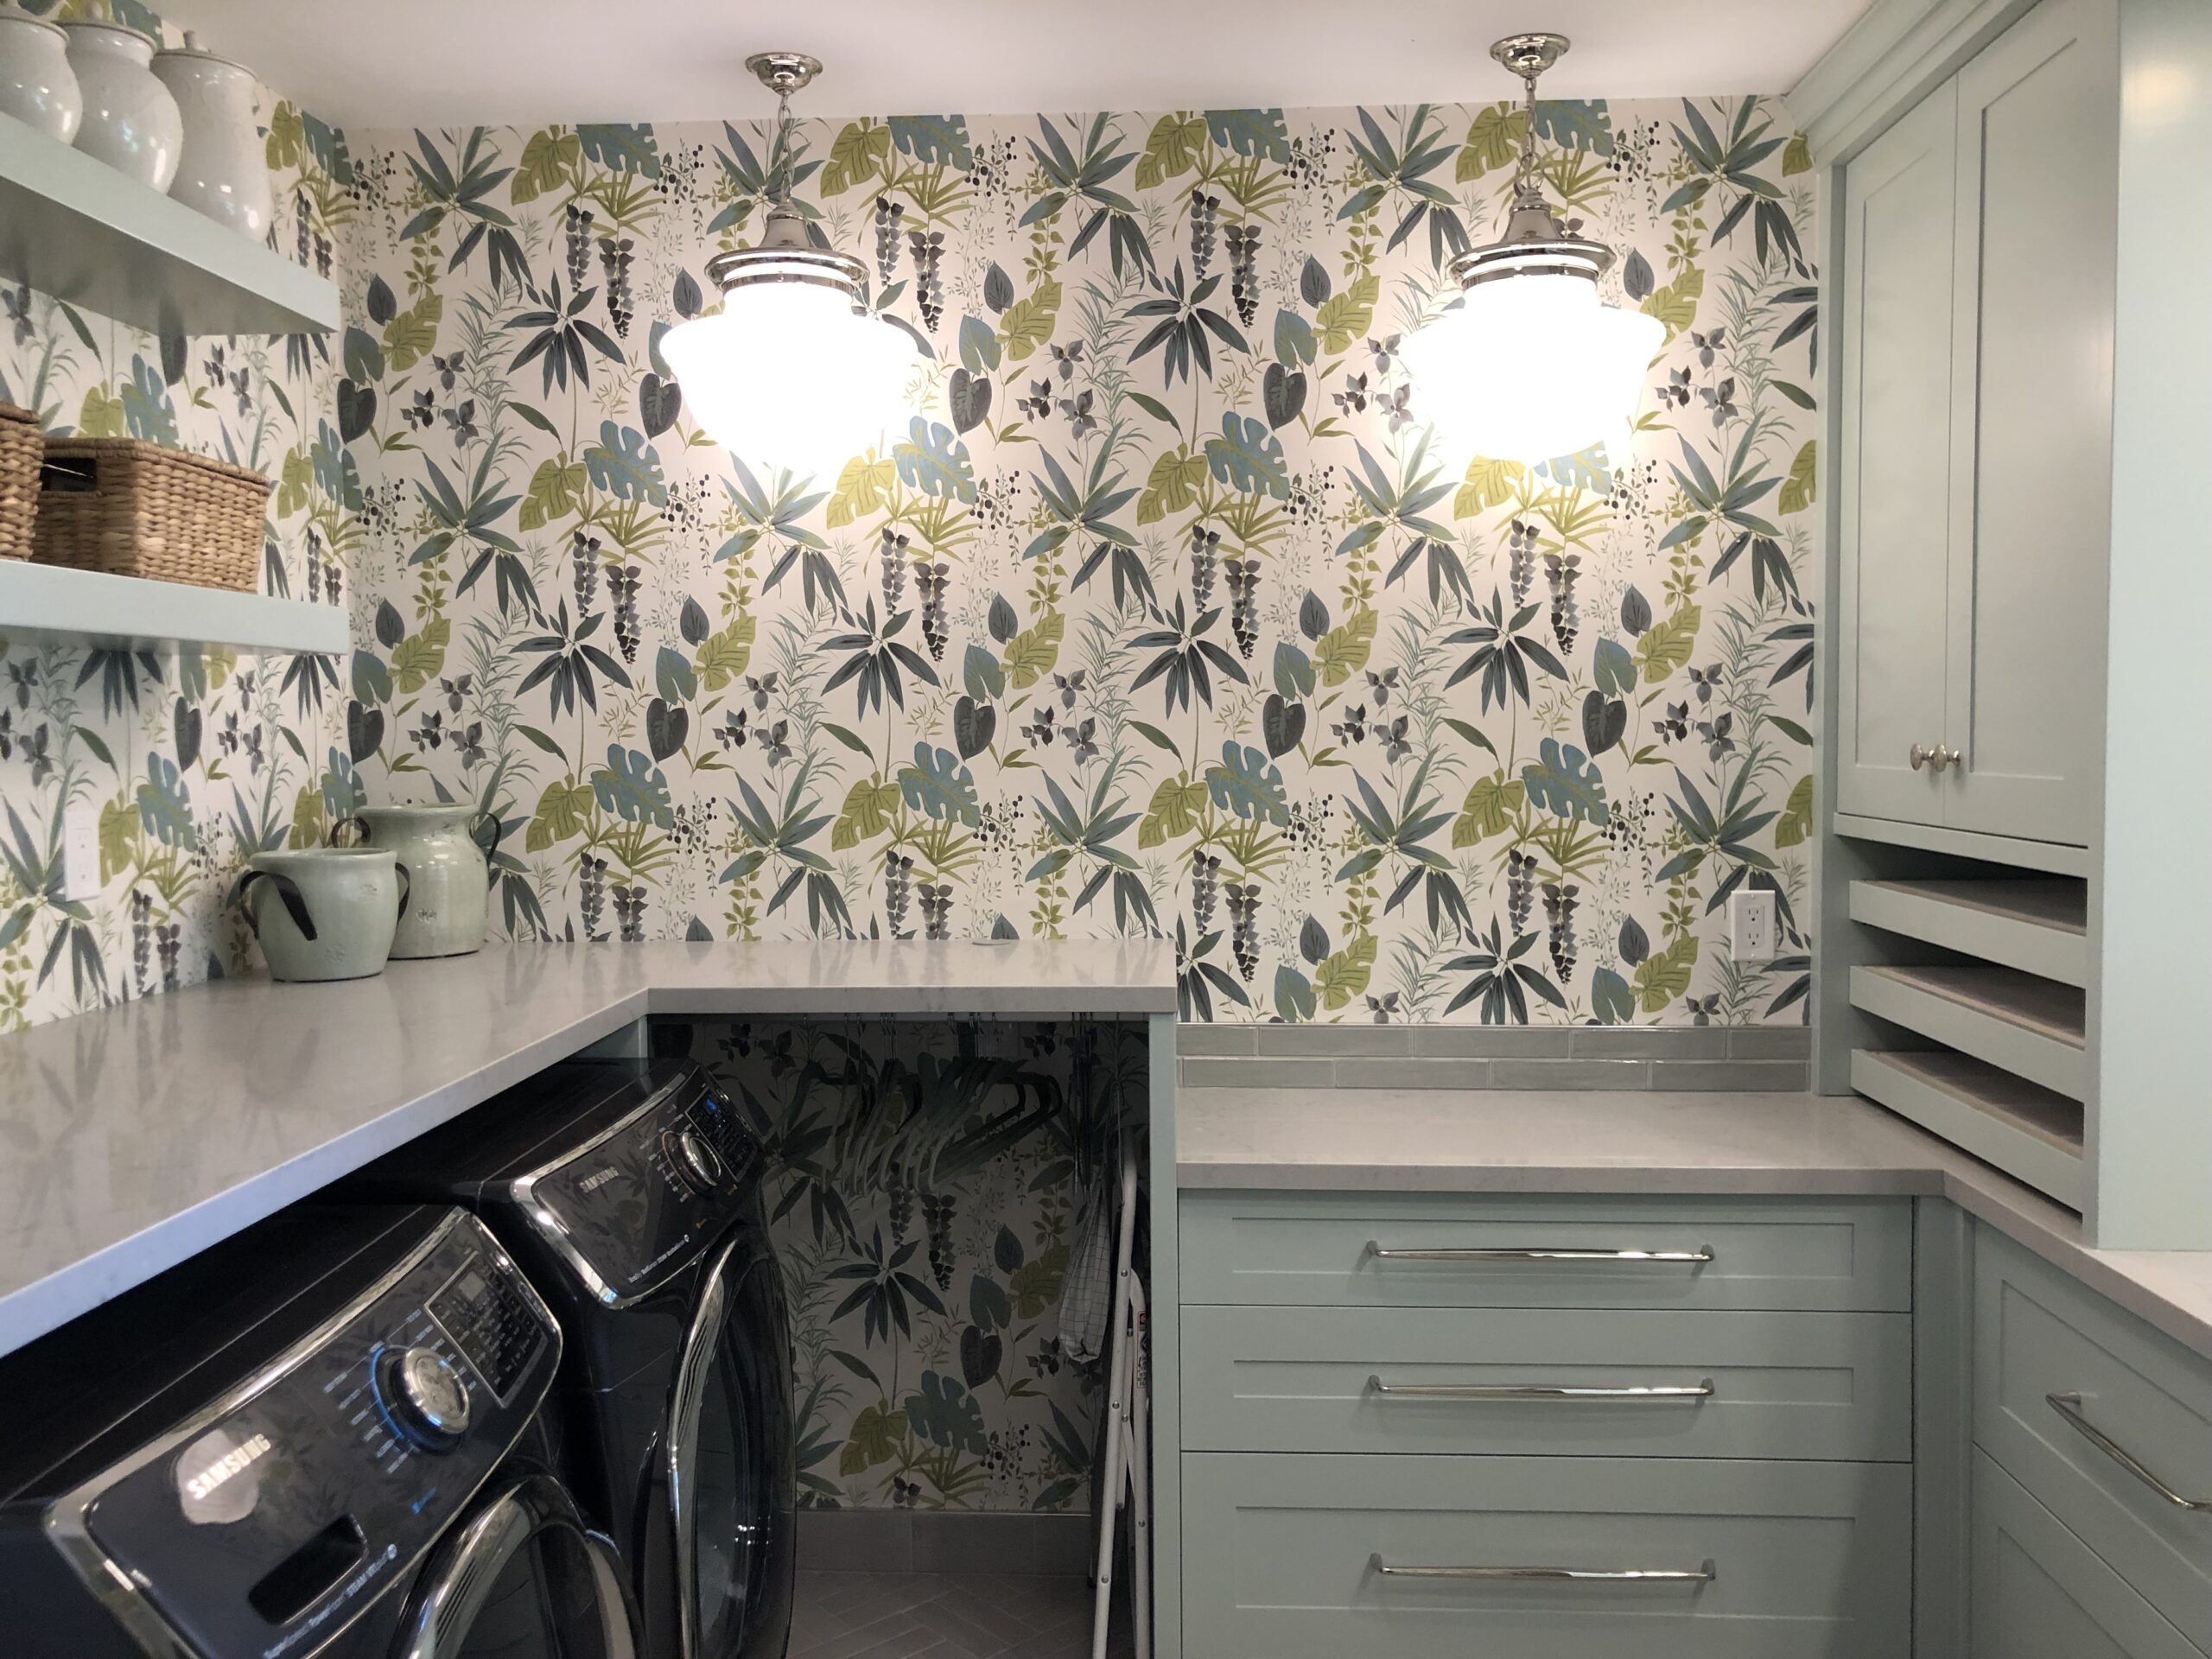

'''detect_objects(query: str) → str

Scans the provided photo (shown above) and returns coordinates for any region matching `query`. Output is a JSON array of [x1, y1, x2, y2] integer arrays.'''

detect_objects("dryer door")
[[397, 1473, 636, 1659], [667, 1231, 796, 1659]]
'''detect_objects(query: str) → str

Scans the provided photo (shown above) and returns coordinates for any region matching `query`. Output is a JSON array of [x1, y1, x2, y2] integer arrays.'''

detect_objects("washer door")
[[396, 1474, 635, 1659], [667, 1231, 796, 1659]]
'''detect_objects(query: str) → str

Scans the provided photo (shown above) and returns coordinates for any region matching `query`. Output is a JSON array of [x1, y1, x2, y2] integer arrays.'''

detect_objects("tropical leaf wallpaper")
[[0, 75, 1821, 1517], [328, 98, 1818, 1028], [690, 1015, 1141, 1511], [0, 0, 352, 1031]]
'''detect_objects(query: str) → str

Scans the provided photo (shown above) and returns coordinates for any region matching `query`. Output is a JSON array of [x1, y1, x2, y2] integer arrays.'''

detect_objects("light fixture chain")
[[772, 87, 795, 209], [1516, 63, 1542, 198]]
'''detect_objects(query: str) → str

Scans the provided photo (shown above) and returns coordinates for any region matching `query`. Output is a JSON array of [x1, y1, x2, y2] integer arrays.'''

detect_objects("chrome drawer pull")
[[1365, 1243, 1714, 1264], [2046, 1392, 2212, 1511], [1370, 1554, 1716, 1584], [1367, 1376, 1713, 1402]]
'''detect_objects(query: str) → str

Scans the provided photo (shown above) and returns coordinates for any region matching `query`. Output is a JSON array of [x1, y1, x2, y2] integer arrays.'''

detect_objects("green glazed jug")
[[332, 804, 498, 959], [232, 847, 410, 982]]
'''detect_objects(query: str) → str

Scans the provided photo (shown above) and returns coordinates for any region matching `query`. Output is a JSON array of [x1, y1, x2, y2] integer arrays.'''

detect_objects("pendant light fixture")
[[661, 51, 912, 476], [1398, 33, 1665, 464]]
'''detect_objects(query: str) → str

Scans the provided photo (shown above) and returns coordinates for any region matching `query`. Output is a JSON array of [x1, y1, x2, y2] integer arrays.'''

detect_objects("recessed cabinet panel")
[[1945, 0, 2117, 845], [1971, 1452, 2202, 1659], [1836, 86, 1958, 826]]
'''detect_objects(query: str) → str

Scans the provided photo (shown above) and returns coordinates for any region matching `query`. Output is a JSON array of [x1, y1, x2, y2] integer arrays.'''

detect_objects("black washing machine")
[[0, 1201, 636, 1659], [338, 1058, 796, 1659]]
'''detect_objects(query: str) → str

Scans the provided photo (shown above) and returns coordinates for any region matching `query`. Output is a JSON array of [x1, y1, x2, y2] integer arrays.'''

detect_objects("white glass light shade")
[[661, 282, 912, 478], [1400, 274, 1666, 464]]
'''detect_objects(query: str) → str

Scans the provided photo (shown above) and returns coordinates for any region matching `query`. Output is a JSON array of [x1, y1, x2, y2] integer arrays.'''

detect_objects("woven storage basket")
[[32, 439, 270, 592], [0, 404, 40, 563]]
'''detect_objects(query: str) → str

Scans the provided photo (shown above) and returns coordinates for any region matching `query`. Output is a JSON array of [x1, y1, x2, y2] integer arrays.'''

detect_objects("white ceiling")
[[161, 0, 1873, 130]]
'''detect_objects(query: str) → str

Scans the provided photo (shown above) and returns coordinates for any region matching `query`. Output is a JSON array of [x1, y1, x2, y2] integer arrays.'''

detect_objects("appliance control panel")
[[63, 1211, 556, 1659], [522, 1072, 760, 1302]]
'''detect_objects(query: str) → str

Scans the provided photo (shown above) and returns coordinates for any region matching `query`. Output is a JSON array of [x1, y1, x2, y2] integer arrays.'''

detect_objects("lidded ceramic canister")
[[333, 804, 496, 959], [237, 847, 409, 984], [152, 30, 271, 238], [62, 19, 179, 189], [0, 6, 81, 143]]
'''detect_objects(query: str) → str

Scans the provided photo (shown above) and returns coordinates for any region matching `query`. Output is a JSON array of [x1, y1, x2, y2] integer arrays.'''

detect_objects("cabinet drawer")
[[1973, 1452, 2202, 1659], [1976, 1228, 2212, 1643], [1182, 1452, 1910, 1658], [1179, 1193, 1912, 1312], [1180, 1304, 1911, 1461]]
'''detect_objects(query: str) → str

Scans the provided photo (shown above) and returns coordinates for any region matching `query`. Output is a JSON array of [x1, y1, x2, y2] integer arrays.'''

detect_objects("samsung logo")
[[182, 1433, 271, 1502], [578, 1166, 620, 1192]]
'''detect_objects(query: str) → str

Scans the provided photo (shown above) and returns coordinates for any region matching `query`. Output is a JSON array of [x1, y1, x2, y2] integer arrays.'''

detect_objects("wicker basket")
[[0, 404, 39, 563], [31, 438, 270, 592]]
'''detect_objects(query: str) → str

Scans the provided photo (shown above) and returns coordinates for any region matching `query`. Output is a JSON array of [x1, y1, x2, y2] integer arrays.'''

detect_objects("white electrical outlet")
[[1728, 889, 1777, 963], [62, 804, 100, 903]]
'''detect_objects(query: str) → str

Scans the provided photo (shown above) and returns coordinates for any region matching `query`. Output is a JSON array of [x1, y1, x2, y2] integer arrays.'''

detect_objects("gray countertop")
[[0, 939, 1175, 1357], [1179, 1085, 2212, 1364]]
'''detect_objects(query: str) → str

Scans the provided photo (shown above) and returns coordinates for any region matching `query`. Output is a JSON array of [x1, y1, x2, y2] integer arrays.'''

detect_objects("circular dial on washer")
[[669, 1127, 726, 1192], [375, 1346, 471, 1452]]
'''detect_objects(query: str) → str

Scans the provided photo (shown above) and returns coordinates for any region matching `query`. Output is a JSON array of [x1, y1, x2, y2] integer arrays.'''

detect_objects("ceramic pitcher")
[[333, 804, 497, 959], [62, 21, 178, 189], [0, 8, 81, 143], [152, 32, 271, 238], [235, 848, 410, 984]]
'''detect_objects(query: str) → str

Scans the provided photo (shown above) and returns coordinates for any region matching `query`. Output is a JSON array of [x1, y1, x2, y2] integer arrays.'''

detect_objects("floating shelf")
[[0, 561, 345, 656], [1853, 1049, 2082, 1210], [0, 111, 337, 339], [1850, 878, 2089, 986], [1850, 963, 2087, 1098]]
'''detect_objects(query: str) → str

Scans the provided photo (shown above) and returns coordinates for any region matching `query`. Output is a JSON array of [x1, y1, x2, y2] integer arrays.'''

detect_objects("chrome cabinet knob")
[[1910, 743, 1960, 773]]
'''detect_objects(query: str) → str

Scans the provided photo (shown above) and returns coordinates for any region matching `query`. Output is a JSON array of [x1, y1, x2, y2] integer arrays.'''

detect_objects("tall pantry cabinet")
[[1797, 0, 2212, 1249]]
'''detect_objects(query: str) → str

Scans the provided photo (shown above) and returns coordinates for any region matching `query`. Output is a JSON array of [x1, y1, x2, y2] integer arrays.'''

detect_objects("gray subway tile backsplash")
[[1177, 1056, 1337, 1090], [1646, 1059, 1813, 1092], [1725, 1026, 1815, 1059], [1568, 1026, 1731, 1059], [1173, 1021, 1811, 1094]]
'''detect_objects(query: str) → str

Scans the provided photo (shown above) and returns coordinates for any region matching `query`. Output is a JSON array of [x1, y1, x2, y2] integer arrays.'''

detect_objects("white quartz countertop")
[[1179, 1085, 2212, 1364], [0, 939, 1175, 1357]]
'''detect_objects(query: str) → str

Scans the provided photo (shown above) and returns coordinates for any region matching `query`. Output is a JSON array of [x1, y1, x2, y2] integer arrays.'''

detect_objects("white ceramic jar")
[[0, 7, 80, 143], [63, 20, 178, 190], [152, 31, 271, 238]]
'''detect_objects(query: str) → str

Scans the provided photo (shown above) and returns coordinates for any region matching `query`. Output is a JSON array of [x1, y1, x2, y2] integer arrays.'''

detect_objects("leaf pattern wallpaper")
[[688, 1015, 1142, 1511], [328, 99, 1818, 1028], [0, 66, 1821, 1516], [0, 1, 353, 1031]]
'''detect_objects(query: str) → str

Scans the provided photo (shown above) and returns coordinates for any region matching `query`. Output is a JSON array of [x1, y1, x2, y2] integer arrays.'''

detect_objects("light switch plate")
[[62, 804, 99, 903], [1728, 889, 1776, 963]]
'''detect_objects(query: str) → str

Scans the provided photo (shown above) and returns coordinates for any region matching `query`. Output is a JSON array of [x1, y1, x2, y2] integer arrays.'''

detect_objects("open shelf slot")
[[1849, 878, 2088, 986], [1853, 1049, 2083, 1210], [1850, 963, 2086, 1099]]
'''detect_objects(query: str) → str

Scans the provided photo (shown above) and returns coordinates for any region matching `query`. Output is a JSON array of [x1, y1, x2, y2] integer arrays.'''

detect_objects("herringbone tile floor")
[[789, 1569, 1136, 1658]]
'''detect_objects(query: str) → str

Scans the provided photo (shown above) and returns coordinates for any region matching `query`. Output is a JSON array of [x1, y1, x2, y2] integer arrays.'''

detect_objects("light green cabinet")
[[1177, 1192, 1916, 1656], [1180, 1303, 1912, 1462], [1834, 0, 2116, 848], [1973, 1227, 2212, 1648], [1972, 1452, 2201, 1659], [1182, 1452, 1912, 1658], [1178, 1192, 1913, 1312]]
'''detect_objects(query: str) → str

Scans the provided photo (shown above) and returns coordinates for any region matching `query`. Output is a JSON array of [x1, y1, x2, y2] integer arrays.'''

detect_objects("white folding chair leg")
[[1090, 1145, 1141, 1659], [1126, 1274, 1153, 1659]]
